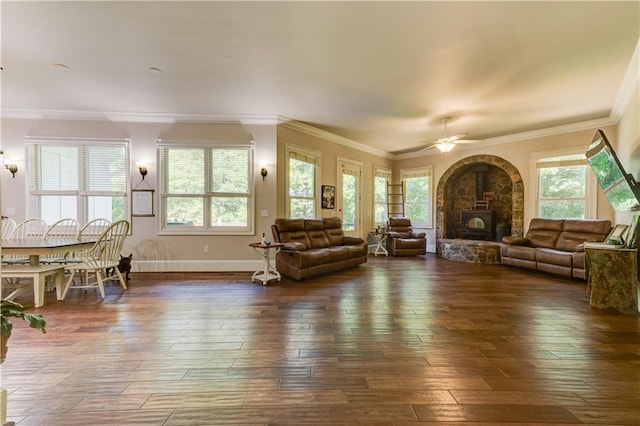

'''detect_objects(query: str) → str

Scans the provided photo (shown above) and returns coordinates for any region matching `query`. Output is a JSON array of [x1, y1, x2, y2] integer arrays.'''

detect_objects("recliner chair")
[[386, 217, 427, 256]]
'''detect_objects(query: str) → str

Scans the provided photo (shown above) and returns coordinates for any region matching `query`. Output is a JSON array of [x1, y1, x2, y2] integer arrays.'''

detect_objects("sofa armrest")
[[502, 236, 529, 246], [282, 242, 307, 251], [343, 236, 365, 245], [574, 243, 585, 252], [411, 232, 426, 238]]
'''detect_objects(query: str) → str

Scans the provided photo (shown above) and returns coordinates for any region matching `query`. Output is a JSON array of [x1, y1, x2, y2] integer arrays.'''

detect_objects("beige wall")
[[0, 118, 278, 272], [275, 123, 393, 232], [1, 85, 638, 269], [614, 86, 640, 227]]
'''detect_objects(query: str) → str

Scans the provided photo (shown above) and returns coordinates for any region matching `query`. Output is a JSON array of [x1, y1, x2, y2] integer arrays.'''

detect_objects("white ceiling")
[[2, 1, 639, 154]]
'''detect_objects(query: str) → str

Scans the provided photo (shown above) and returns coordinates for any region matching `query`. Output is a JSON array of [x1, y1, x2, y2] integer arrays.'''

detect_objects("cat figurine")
[[108, 254, 132, 280]]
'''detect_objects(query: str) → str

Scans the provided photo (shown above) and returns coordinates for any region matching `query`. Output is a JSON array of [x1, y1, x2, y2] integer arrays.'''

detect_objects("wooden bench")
[[1, 264, 65, 307]]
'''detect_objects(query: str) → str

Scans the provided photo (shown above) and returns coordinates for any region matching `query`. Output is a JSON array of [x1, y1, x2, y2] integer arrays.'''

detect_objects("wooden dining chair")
[[62, 220, 130, 299], [77, 218, 111, 238], [12, 218, 49, 240], [1, 217, 17, 239], [2, 218, 49, 265], [44, 218, 80, 238]]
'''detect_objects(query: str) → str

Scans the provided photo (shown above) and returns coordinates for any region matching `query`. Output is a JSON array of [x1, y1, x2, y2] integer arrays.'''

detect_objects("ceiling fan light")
[[437, 141, 455, 152]]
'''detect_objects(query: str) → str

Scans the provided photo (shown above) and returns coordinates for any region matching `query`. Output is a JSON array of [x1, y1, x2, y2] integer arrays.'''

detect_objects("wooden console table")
[[584, 243, 639, 315]]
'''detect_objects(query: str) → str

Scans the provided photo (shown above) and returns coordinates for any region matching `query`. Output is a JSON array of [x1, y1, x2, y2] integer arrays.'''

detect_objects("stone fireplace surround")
[[436, 155, 524, 263]]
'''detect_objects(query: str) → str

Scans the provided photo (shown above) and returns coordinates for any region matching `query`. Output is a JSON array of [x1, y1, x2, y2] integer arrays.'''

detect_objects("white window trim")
[[373, 165, 392, 226], [337, 157, 362, 235], [25, 137, 131, 223], [285, 144, 321, 219], [529, 146, 597, 221], [400, 165, 434, 229], [157, 142, 255, 236]]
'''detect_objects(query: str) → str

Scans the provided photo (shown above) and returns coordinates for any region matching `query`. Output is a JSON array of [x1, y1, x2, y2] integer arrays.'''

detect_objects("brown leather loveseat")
[[271, 217, 368, 280], [501, 218, 612, 280]]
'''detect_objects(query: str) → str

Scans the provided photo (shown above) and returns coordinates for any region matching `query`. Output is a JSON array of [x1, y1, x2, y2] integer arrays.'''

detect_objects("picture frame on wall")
[[321, 185, 335, 209], [132, 189, 155, 217], [606, 224, 628, 245]]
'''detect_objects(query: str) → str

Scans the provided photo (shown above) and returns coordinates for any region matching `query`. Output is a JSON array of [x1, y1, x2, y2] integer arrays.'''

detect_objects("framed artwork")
[[321, 185, 335, 209], [606, 224, 628, 245], [132, 189, 155, 217]]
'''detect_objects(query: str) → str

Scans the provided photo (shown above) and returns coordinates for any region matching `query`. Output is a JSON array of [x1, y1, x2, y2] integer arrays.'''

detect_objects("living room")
[[1, 2, 639, 424], [1, 2, 639, 273]]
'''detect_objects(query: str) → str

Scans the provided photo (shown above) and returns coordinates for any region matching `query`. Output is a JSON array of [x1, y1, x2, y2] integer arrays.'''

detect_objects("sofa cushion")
[[279, 230, 311, 249], [327, 246, 350, 261], [529, 218, 565, 231], [307, 230, 330, 249], [562, 219, 612, 235], [537, 248, 572, 268], [527, 229, 561, 249], [275, 218, 305, 232], [306, 248, 332, 267], [507, 245, 537, 261], [556, 219, 612, 251], [323, 217, 345, 246], [304, 220, 330, 249]]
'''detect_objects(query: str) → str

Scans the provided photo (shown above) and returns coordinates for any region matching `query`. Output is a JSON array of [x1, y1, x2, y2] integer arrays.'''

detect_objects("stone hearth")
[[435, 154, 524, 263], [438, 239, 502, 264]]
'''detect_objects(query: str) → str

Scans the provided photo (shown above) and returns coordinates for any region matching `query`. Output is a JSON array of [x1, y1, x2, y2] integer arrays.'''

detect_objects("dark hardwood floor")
[[2, 254, 639, 425]]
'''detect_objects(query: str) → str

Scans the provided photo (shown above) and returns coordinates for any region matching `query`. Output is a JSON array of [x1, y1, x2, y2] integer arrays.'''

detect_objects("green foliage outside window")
[[404, 176, 430, 225], [342, 174, 356, 230], [538, 164, 586, 219], [162, 146, 251, 229], [374, 176, 388, 224], [289, 158, 316, 218]]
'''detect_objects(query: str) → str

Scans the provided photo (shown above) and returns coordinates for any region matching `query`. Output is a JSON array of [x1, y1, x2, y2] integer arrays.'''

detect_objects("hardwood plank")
[[3, 255, 639, 425]]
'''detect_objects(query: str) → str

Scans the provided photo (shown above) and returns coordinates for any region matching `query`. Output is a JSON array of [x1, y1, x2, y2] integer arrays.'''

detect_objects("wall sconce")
[[137, 162, 148, 180], [260, 166, 268, 181], [5, 162, 18, 178], [0, 152, 18, 178]]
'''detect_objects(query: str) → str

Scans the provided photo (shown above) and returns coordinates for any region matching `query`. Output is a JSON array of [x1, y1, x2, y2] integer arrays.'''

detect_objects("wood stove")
[[461, 209, 496, 241]]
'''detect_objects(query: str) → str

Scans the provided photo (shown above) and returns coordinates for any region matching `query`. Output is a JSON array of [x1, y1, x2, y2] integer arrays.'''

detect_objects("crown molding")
[[394, 116, 616, 160], [0, 106, 624, 161], [278, 118, 393, 159], [0, 108, 280, 125]]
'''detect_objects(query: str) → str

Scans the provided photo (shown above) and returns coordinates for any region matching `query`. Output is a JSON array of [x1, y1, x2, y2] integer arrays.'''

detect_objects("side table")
[[249, 242, 284, 285], [369, 231, 389, 256], [584, 243, 639, 315]]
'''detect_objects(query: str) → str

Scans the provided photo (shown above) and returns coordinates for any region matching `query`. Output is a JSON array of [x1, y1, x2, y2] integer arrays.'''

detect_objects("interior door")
[[337, 158, 362, 237]]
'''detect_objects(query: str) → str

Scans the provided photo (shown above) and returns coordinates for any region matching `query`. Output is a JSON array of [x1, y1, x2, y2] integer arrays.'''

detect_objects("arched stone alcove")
[[435, 155, 524, 248]]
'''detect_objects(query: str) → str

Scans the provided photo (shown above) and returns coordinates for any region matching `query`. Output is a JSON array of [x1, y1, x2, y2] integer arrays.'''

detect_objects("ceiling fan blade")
[[415, 143, 439, 153], [454, 139, 482, 145]]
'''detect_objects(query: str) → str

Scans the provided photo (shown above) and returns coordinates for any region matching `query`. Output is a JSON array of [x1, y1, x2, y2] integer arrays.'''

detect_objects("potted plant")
[[1, 298, 46, 363]]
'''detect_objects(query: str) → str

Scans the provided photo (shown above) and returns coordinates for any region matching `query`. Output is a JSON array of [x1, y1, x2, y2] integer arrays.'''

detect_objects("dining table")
[[1, 238, 98, 307], [1, 237, 97, 266]]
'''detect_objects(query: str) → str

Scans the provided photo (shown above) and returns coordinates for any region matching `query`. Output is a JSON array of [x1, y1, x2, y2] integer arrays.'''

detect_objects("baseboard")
[[132, 260, 263, 273]]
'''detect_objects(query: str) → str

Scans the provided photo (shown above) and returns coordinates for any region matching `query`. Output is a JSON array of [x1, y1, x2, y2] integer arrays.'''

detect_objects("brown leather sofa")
[[386, 217, 427, 256], [271, 217, 368, 280], [501, 218, 612, 280]]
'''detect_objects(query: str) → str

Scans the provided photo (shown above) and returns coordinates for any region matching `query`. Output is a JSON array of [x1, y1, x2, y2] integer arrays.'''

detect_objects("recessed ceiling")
[[1, 1, 638, 154]]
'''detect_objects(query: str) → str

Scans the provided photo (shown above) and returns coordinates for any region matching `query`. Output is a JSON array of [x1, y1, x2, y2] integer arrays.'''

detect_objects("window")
[[287, 146, 319, 218], [159, 144, 253, 234], [534, 152, 594, 219], [338, 159, 361, 233], [373, 166, 391, 225], [401, 167, 433, 228], [29, 140, 129, 224]]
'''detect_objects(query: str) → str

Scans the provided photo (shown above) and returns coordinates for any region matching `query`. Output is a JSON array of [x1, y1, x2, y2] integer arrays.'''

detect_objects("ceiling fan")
[[418, 117, 480, 153]]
